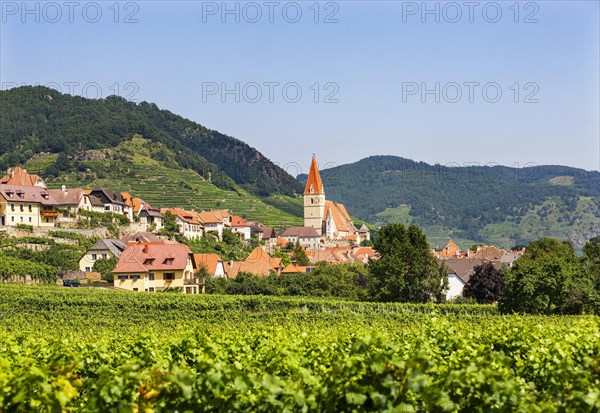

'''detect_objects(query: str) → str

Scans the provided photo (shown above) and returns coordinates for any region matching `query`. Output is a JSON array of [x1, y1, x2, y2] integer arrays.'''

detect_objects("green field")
[[1, 285, 599, 412]]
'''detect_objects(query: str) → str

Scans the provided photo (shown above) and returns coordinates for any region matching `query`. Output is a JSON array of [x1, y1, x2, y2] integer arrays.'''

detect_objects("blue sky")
[[1, 1, 599, 173]]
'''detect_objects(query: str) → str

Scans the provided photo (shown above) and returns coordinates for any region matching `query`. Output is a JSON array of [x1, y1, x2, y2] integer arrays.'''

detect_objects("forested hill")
[[0, 86, 303, 197], [300, 156, 600, 249]]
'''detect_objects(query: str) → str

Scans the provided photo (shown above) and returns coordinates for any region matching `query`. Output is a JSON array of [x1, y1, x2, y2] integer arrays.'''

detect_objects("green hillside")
[[24, 137, 303, 229], [302, 156, 600, 249], [0, 86, 303, 197]]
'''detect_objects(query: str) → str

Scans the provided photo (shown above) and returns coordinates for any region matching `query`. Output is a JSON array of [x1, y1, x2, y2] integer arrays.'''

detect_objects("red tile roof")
[[304, 156, 325, 195], [162, 208, 203, 225], [281, 264, 316, 274], [226, 247, 283, 278], [231, 215, 250, 227], [193, 253, 223, 275], [47, 187, 84, 206], [113, 242, 193, 273], [0, 185, 57, 205], [324, 201, 349, 232], [0, 167, 45, 187], [278, 226, 320, 238]]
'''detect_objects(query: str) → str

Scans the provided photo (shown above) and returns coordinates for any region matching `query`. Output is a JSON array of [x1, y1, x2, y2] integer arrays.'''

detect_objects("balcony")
[[41, 210, 59, 218]]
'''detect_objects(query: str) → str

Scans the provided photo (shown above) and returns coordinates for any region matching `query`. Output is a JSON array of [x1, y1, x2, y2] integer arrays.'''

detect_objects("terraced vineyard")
[[1, 285, 599, 412], [24, 138, 303, 228]]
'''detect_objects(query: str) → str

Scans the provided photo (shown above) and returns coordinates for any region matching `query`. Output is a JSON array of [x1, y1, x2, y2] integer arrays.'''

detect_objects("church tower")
[[304, 156, 326, 234]]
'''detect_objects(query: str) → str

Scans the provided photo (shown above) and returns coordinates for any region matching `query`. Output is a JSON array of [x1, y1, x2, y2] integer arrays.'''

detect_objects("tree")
[[292, 241, 310, 266], [360, 239, 373, 247], [463, 262, 504, 304], [159, 211, 180, 238], [582, 236, 600, 308], [93, 256, 118, 282], [368, 224, 447, 303], [273, 250, 291, 267], [500, 238, 595, 315]]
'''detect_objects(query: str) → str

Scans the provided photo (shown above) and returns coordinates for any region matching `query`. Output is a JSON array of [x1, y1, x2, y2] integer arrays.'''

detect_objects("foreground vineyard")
[[0, 285, 599, 412]]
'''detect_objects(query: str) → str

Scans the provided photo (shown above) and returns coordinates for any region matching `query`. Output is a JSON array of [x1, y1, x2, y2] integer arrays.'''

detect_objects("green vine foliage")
[[0, 285, 599, 412]]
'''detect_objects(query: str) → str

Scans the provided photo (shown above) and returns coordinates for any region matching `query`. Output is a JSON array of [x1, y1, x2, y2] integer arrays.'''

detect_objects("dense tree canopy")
[[292, 242, 310, 266], [93, 257, 118, 282], [0, 86, 302, 196], [205, 263, 368, 300], [368, 224, 447, 303], [313, 156, 600, 245], [463, 262, 504, 304], [500, 238, 596, 314]]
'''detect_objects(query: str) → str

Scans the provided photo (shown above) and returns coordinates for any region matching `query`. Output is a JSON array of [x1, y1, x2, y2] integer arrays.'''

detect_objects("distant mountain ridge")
[[0, 86, 303, 197], [299, 156, 600, 249]]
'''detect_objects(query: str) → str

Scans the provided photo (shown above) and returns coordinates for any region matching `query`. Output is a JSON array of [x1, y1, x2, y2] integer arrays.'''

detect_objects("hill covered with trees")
[[300, 156, 600, 249], [0, 86, 303, 197]]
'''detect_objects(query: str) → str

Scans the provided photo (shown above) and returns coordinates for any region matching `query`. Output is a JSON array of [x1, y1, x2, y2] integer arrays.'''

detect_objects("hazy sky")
[[1, 1, 599, 173]]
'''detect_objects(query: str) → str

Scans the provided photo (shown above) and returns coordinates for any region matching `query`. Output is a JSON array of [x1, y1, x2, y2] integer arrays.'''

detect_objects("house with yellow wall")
[[79, 239, 127, 272], [0, 185, 58, 228], [112, 242, 199, 293]]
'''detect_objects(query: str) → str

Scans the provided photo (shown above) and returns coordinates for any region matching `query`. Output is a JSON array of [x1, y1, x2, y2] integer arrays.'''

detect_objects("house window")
[[118, 275, 127, 280], [130, 274, 140, 280], [91, 254, 97, 260], [164, 258, 174, 265], [20, 204, 24, 212], [164, 272, 175, 280], [28, 217, 32, 223], [85, 267, 92, 272], [46, 218, 49, 223], [20, 217, 23, 222], [102, 253, 107, 259], [28, 204, 32, 212], [105, 205, 111, 211], [10, 204, 14, 211], [133, 288, 138, 292], [148, 272, 155, 280], [146, 287, 155, 292], [11, 217, 14, 222], [143, 259, 154, 265]]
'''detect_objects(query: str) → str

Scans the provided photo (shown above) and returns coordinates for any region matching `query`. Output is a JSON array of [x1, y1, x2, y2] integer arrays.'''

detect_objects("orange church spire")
[[304, 156, 325, 195]]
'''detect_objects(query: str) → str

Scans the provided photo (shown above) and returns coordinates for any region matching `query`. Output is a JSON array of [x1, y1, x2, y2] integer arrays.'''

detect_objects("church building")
[[303, 156, 370, 243]]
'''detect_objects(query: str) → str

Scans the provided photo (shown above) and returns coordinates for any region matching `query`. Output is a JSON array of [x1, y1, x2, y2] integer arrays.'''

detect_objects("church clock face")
[[313, 197, 320, 204]]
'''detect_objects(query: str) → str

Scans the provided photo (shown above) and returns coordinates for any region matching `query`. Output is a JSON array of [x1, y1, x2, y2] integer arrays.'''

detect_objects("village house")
[[193, 253, 226, 277], [121, 232, 165, 244], [352, 246, 378, 263], [443, 258, 501, 300], [278, 226, 321, 250], [112, 242, 199, 294], [79, 239, 127, 272], [226, 247, 284, 278], [82, 190, 106, 213], [161, 208, 204, 239], [138, 206, 164, 232], [121, 192, 136, 221], [89, 187, 129, 217], [197, 210, 231, 240], [0, 185, 59, 227], [0, 166, 47, 188], [251, 222, 277, 247], [230, 215, 252, 240], [48, 186, 86, 218], [435, 239, 462, 258], [306, 246, 362, 265]]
